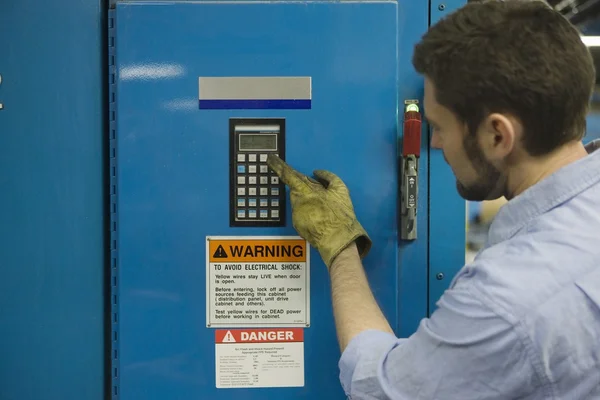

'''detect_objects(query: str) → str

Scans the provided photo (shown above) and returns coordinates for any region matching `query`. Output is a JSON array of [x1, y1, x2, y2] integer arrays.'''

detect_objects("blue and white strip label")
[[199, 77, 311, 109]]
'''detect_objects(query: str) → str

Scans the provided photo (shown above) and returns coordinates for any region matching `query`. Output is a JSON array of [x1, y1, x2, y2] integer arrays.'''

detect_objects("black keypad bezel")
[[229, 118, 286, 227]]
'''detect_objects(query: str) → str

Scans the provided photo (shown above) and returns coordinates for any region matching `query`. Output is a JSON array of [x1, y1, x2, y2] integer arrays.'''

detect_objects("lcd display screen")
[[239, 134, 277, 151]]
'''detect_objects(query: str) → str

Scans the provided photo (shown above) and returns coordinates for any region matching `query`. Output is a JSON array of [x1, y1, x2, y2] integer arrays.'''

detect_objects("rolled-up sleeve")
[[339, 330, 402, 398], [337, 285, 541, 399]]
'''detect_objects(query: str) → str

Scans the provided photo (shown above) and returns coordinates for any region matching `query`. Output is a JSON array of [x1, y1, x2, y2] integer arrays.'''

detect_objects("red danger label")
[[215, 328, 304, 344]]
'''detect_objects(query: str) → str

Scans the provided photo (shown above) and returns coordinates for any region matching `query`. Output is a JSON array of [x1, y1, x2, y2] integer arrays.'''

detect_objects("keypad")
[[235, 152, 283, 222]]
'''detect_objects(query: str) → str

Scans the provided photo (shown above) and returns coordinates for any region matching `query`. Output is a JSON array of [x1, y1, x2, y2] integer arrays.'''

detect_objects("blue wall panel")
[[0, 1, 107, 400]]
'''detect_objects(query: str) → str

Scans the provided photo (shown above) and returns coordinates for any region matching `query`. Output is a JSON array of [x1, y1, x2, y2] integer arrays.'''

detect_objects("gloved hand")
[[267, 154, 372, 269]]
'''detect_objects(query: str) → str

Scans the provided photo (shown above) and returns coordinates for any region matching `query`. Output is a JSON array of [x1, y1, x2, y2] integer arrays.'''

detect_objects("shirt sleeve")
[[338, 284, 542, 399]]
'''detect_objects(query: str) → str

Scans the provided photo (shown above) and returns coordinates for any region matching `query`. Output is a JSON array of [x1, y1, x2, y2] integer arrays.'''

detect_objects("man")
[[267, 0, 600, 399]]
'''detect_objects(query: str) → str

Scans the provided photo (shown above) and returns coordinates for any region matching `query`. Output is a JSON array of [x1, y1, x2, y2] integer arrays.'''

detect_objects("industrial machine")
[[0, 1, 466, 399]]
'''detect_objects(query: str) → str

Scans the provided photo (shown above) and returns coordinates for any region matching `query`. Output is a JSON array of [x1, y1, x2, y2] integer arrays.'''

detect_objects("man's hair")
[[412, 0, 596, 156]]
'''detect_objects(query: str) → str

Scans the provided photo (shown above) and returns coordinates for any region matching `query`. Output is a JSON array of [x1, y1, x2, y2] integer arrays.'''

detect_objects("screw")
[[436, 272, 444, 280], [438, 4, 446, 10]]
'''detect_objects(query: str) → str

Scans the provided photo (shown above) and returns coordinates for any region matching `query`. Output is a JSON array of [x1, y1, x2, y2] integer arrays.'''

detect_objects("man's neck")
[[506, 141, 589, 200]]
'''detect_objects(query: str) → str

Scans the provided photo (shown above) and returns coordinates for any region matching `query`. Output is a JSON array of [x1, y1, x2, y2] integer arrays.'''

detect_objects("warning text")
[[209, 239, 307, 263], [209, 263, 307, 325], [207, 237, 310, 328]]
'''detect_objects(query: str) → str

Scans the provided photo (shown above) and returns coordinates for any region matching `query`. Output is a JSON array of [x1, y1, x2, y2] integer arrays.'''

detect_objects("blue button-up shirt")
[[339, 139, 600, 399]]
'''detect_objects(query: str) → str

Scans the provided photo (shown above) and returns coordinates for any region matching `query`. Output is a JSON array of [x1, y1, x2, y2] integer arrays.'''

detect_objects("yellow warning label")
[[209, 239, 307, 263]]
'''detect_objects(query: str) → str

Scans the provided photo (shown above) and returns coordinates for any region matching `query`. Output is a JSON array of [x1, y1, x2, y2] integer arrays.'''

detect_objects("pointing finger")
[[266, 154, 306, 190]]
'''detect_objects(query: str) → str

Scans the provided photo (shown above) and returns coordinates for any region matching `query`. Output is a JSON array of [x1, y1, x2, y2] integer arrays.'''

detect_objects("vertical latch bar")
[[400, 100, 421, 240]]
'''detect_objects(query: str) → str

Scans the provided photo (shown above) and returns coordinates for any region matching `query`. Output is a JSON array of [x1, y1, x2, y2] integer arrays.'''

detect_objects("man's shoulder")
[[465, 176, 600, 318], [452, 232, 600, 398], [456, 231, 600, 322]]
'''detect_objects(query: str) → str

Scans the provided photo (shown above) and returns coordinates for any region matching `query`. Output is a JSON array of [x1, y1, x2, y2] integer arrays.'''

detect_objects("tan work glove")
[[267, 154, 372, 269]]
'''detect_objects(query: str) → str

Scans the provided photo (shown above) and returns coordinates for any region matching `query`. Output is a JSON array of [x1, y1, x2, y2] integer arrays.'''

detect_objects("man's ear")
[[479, 113, 518, 161]]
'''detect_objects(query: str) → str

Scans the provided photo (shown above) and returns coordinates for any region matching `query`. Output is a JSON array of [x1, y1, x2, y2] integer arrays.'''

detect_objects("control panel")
[[229, 118, 286, 227]]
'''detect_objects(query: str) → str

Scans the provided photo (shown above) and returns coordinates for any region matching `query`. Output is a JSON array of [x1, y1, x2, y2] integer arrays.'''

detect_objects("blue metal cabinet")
[[111, 2, 401, 398], [110, 1, 466, 399], [0, 0, 467, 398], [0, 1, 106, 399]]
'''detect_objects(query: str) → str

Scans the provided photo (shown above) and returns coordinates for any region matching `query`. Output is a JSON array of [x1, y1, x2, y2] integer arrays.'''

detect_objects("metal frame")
[[108, 7, 120, 399]]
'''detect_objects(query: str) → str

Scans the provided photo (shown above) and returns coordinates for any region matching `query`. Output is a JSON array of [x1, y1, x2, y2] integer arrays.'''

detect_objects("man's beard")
[[455, 133, 505, 201]]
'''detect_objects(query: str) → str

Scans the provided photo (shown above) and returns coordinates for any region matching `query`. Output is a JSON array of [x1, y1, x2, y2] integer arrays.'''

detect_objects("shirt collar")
[[486, 139, 600, 247]]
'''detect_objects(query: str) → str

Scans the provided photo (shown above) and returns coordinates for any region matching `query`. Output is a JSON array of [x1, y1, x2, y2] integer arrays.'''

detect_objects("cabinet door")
[[112, 1, 404, 399]]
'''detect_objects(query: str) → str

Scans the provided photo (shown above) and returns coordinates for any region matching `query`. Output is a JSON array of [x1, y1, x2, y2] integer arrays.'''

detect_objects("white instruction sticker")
[[206, 236, 310, 328], [215, 328, 304, 389]]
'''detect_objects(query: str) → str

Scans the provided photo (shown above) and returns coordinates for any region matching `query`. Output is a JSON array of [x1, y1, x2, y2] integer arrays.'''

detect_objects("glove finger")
[[312, 170, 347, 191], [267, 154, 308, 190], [305, 176, 323, 186]]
